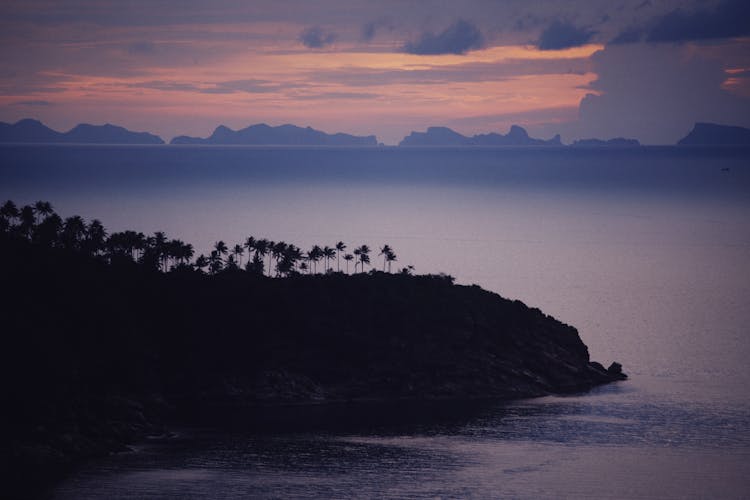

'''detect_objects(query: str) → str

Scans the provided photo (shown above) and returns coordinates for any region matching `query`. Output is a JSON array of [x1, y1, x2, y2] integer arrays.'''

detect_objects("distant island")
[[1, 199, 625, 492], [677, 122, 750, 146], [571, 137, 640, 147], [171, 123, 378, 146], [5, 118, 750, 147], [399, 125, 561, 146], [0, 118, 164, 144]]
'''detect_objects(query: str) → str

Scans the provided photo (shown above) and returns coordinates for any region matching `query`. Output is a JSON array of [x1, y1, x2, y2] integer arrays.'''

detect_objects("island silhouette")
[[0, 118, 164, 144], [1, 199, 626, 492], [398, 125, 562, 146], [171, 123, 378, 146], [3, 118, 750, 146]]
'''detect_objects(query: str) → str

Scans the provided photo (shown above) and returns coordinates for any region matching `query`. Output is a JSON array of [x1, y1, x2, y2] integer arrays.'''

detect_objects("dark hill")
[[170, 123, 378, 145], [0, 118, 164, 144], [678, 122, 750, 146], [1, 233, 624, 491], [571, 137, 640, 147], [399, 125, 561, 146], [63, 123, 164, 144]]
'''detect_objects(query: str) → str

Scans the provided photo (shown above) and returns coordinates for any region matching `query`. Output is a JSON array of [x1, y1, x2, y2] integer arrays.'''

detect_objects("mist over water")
[[2, 145, 749, 498]]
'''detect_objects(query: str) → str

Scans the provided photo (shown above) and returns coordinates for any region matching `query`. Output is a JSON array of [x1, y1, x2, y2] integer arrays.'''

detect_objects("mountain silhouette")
[[677, 122, 750, 146], [571, 137, 640, 147], [0, 119, 164, 144], [171, 123, 378, 145], [399, 125, 561, 146]]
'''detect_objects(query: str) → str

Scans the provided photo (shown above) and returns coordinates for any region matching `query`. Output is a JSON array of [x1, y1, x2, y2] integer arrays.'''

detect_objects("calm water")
[[2, 145, 750, 498]]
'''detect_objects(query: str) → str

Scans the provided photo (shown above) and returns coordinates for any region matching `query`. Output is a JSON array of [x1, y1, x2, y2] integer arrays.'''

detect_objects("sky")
[[0, 0, 749, 144]]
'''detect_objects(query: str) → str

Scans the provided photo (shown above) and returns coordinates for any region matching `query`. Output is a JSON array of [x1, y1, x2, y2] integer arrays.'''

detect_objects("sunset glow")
[[1, 1, 748, 143]]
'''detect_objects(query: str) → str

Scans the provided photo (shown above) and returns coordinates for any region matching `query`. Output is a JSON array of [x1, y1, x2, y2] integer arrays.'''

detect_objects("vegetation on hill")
[[0, 199, 625, 493]]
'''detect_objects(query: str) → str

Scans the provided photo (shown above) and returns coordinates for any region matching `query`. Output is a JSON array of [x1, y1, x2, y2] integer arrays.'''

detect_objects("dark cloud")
[[361, 17, 394, 42], [610, 27, 643, 45], [127, 41, 156, 55], [126, 81, 202, 92], [613, 0, 750, 44], [362, 21, 377, 42], [403, 19, 484, 55], [647, 0, 750, 42], [572, 43, 750, 143], [299, 26, 336, 48], [538, 21, 596, 50], [12, 100, 53, 106]]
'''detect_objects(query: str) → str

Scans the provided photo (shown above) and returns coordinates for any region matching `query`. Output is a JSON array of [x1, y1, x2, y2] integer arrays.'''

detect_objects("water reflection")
[[51, 385, 750, 499]]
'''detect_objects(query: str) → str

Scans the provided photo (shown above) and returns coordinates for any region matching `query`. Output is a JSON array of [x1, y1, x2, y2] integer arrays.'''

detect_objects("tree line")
[[0, 200, 410, 277]]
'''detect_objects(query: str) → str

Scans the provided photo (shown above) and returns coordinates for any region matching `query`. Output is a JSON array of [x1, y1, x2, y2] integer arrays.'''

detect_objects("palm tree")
[[335, 241, 346, 272], [214, 240, 228, 258], [61, 215, 86, 250], [19, 205, 35, 239], [386, 249, 397, 272], [1, 200, 19, 225], [208, 250, 223, 274], [153, 231, 169, 271], [379, 244, 393, 271], [254, 238, 270, 275], [233, 244, 244, 267], [181, 242, 194, 264], [285, 244, 303, 273], [34, 213, 62, 246], [306, 247, 321, 274], [86, 219, 107, 256], [194, 254, 209, 273], [33, 201, 53, 224], [353, 244, 370, 273], [343, 253, 353, 274], [272, 241, 288, 276], [312, 245, 324, 273], [323, 246, 335, 273]]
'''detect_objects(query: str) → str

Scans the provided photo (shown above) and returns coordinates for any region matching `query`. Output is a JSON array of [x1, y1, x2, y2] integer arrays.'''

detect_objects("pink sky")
[[1, 0, 748, 144]]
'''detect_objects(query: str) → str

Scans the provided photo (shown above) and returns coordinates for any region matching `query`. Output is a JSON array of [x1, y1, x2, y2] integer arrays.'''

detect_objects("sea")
[[2, 144, 749, 498]]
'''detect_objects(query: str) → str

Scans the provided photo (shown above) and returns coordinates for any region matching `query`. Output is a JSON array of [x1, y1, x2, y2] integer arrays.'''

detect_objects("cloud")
[[612, 0, 750, 44], [123, 79, 308, 95], [294, 91, 380, 100], [299, 26, 336, 48], [127, 41, 156, 55], [571, 43, 750, 143], [361, 17, 394, 42], [538, 21, 596, 50], [362, 21, 377, 42], [403, 19, 484, 55], [12, 100, 53, 106], [311, 57, 592, 87]]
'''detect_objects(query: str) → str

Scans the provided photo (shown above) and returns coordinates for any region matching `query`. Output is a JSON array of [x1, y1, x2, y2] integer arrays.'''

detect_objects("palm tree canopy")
[[214, 240, 228, 255], [1, 200, 19, 218], [255, 238, 270, 256], [34, 200, 54, 218], [336, 241, 346, 252]]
